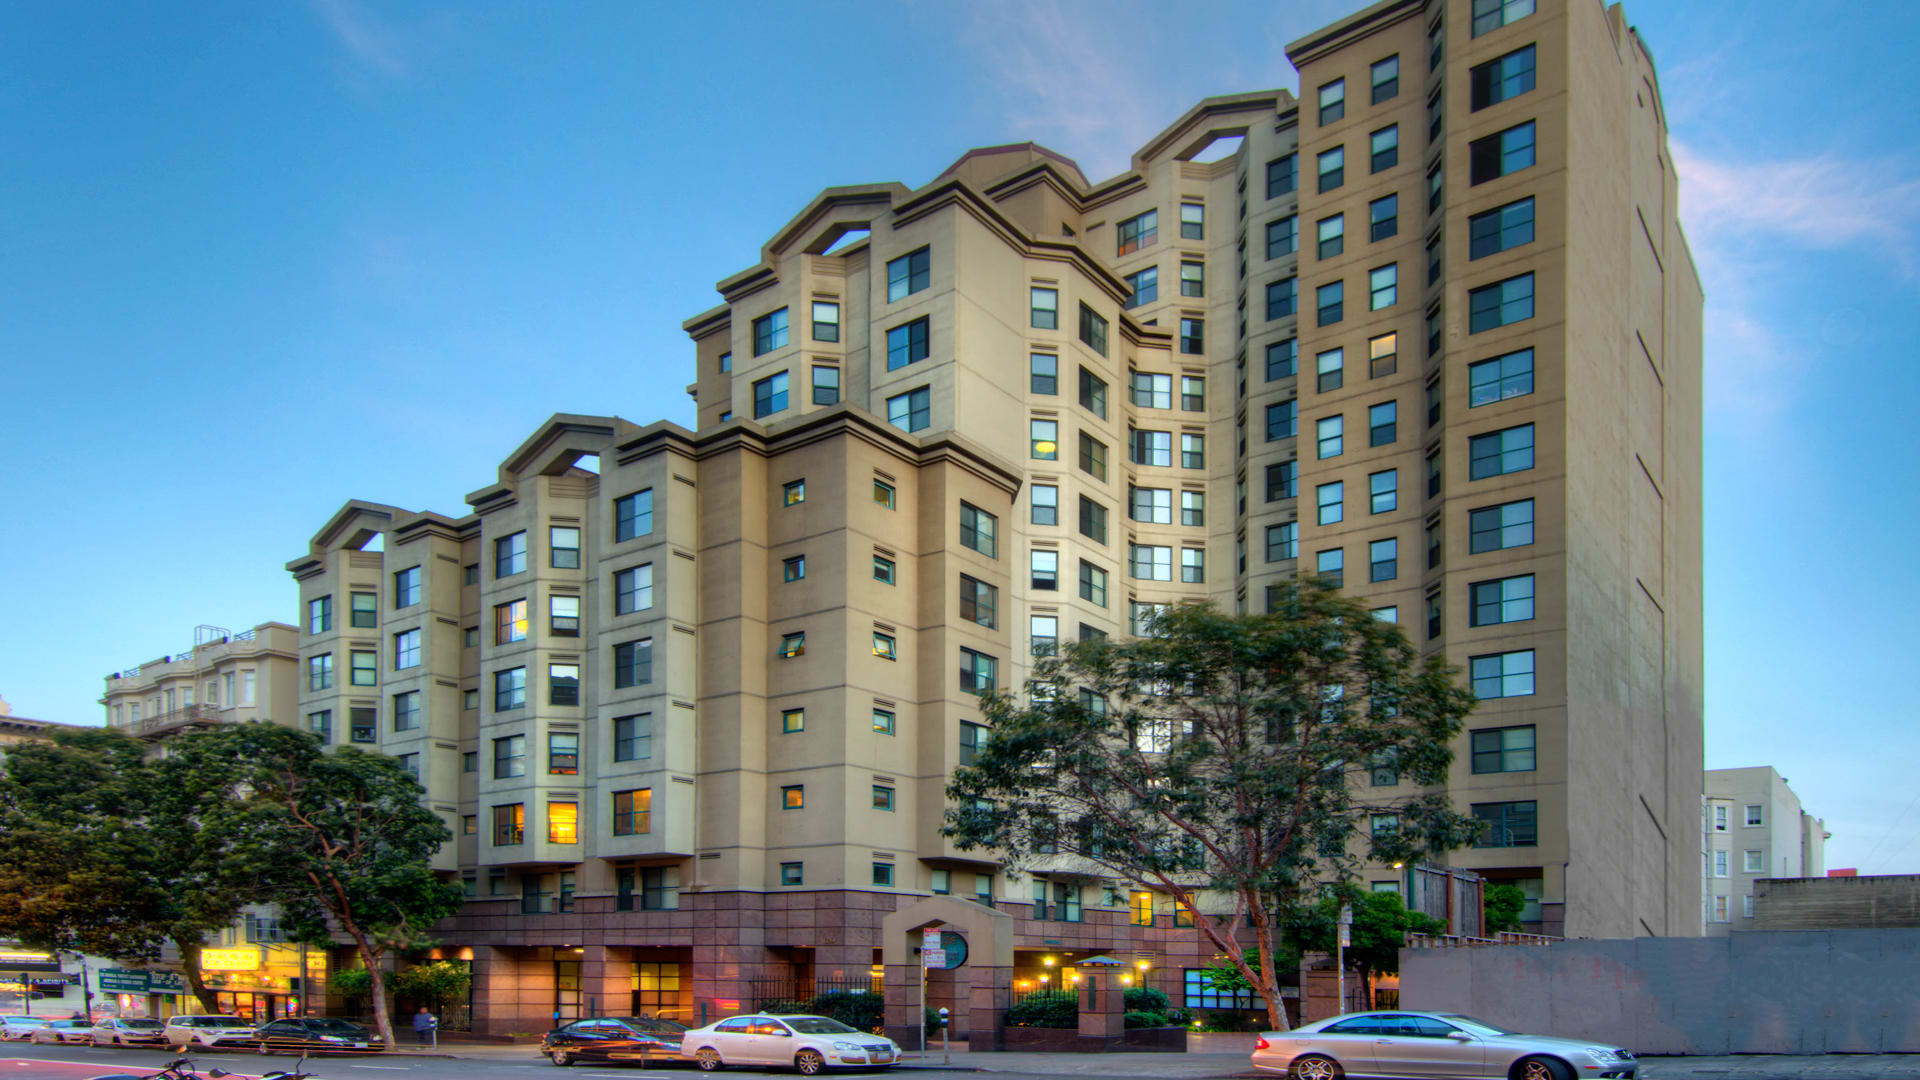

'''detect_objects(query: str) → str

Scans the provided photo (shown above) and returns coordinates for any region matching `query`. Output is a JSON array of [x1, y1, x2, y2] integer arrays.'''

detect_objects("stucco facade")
[[1704, 766, 1827, 933]]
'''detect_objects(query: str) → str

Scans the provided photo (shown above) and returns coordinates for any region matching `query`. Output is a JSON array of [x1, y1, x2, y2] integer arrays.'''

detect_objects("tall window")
[[1031, 550, 1059, 590], [614, 489, 653, 541], [1470, 651, 1536, 700], [308, 653, 333, 691], [1267, 338, 1297, 381], [1266, 460, 1298, 501], [812, 364, 840, 405], [350, 592, 376, 628], [1316, 214, 1344, 260], [1317, 280, 1344, 325], [1370, 401, 1398, 445], [1079, 560, 1108, 606], [1469, 574, 1536, 626], [613, 713, 652, 761], [349, 651, 376, 686], [960, 649, 997, 694], [496, 531, 527, 578], [1123, 267, 1158, 308], [1117, 209, 1158, 255], [494, 667, 526, 711], [1317, 415, 1344, 459], [1317, 348, 1343, 392], [1468, 121, 1537, 184], [1470, 499, 1534, 552], [887, 247, 930, 301], [1078, 303, 1108, 355], [1078, 496, 1108, 544], [1369, 196, 1399, 243], [392, 690, 420, 731], [1370, 331, 1398, 378], [1472, 800, 1538, 847], [495, 599, 528, 644], [547, 731, 579, 774], [1079, 432, 1107, 479], [1371, 54, 1400, 103], [493, 734, 526, 779], [1181, 433, 1205, 469], [1317, 147, 1345, 193], [1469, 423, 1535, 478], [1370, 469, 1397, 514], [887, 386, 931, 432], [1370, 125, 1399, 172], [1180, 202, 1205, 239], [960, 503, 997, 557], [1031, 353, 1058, 394], [1180, 261, 1204, 297], [1031, 485, 1058, 526], [1316, 482, 1344, 525], [387, 569, 419, 611], [1316, 548, 1344, 587], [886, 317, 930, 370], [959, 575, 997, 628], [1182, 491, 1205, 526], [1266, 215, 1297, 259], [1030, 419, 1058, 460], [811, 300, 840, 342], [1267, 276, 1297, 320], [1471, 44, 1536, 110], [1079, 366, 1108, 417], [1181, 547, 1205, 583], [752, 371, 790, 417], [615, 564, 654, 614], [613, 639, 653, 688], [551, 595, 580, 636], [1031, 286, 1059, 328], [960, 722, 985, 765], [1369, 264, 1398, 310], [752, 307, 789, 355], [549, 527, 580, 569], [1266, 153, 1297, 198], [1318, 78, 1346, 125], [1369, 538, 1398, 582], [308, 595, 332, 634], [1266, 522, 1298, 562], [612, 789, 652, 836], [393, 629, 420, 670], [549, 664, 580, 707], [493, 803, 525, 846]]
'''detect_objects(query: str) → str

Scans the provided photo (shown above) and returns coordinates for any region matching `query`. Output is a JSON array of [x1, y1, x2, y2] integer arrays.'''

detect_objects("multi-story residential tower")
[[99, 622, 299, 740], [1704, 767, 1827, 933], [284, 0, 1700, 1037]]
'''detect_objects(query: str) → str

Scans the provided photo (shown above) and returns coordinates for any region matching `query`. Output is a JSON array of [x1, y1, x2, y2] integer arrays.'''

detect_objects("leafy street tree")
[[1483, 883, 1528, 934], [943, 585, 1482, 1031], [392, 960, 473, 1014], [194, 723, 463, 1050], [0, 729, 263, 1011], [1285, 886, 1447, 985]]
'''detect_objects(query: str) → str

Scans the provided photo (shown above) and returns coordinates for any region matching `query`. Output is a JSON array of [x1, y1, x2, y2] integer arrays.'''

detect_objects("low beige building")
[[278, 0, 1702, 1038], [1703, 766, 1827, 933], [99, 623, 299, 741]]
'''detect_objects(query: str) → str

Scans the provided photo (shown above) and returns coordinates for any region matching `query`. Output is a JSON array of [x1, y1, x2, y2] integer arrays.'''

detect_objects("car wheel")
[[549, 1050, 572, 1067], [694, 1046, 723, 1071], [1289, 1054, 1344, 1080], [794, 1049, 826, 1076], [1515, 1057, 1572, 1080]]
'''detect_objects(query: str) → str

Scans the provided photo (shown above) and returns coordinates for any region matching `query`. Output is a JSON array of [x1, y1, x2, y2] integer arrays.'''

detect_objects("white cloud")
[[1672, 140, 1920, 427], [312, 0, 410, 77]]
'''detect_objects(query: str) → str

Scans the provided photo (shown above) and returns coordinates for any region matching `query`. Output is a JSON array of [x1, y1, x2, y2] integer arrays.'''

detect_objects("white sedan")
[[1252, 1011, 1637, 1080], [0, 1016, 52, 1041], [679, 1014, 900, 1074]]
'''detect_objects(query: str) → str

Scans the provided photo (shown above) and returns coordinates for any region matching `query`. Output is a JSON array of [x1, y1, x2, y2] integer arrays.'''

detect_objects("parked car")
[[164, 1014, 261, 1049], [254, 1017, 384, 1054], [541, 1015, 688, 1066], [29, 1019, 94, 1044], [678, 1014, 900, 1074], [0, 1017, 52, 1041], [1251, 1011, 1638, 1080], [89, 1017, 168, 1047]]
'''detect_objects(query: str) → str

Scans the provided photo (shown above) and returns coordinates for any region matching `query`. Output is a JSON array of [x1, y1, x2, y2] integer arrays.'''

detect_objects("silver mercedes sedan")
[[1251, 1011, 1637, 1080]]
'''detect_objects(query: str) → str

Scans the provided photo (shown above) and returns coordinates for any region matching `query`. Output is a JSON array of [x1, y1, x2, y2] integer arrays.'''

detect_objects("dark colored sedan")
[[541, 1016, 688, 1067], [254, 1018, 385, 1054]]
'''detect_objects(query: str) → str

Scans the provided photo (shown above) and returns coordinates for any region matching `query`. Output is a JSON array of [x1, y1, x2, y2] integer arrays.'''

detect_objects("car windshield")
[[120, 1020, 163, 1030], [307, 1019, 365, 1033], [1437, 1015, 1519, 1036], [780, 1017, 860, 1035]]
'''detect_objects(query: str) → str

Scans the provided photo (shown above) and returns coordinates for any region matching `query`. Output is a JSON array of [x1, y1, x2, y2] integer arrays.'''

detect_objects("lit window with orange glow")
[[547, 801, 579, 844]]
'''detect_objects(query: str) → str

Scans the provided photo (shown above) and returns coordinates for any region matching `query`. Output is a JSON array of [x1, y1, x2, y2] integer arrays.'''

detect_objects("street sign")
[[921, 928, 945, 969], [1338, 904, 1353, 926], [99, 969, 151, 993], [148, 971, 187, 993], [1337, 924, 1351, 947]]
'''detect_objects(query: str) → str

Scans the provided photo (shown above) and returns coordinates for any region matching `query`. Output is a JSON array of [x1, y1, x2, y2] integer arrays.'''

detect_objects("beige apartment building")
[[279, 0, 1700, 1039], [1703, 767, 1827, 933], [99, 623, 300, 741]]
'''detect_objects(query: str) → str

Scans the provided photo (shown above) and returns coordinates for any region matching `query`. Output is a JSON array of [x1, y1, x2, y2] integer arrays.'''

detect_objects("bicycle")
[[86, 1055, 319, 1080]]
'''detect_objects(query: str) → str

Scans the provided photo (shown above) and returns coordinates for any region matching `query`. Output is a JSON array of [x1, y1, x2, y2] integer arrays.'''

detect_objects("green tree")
[[1285, 886, 1446, 981], [942, 587, 1481, 1031], [392, 960, 471, 1013], [1483, 884, 1528, 934], [189, 724, 462, 1049], [0, 729, 264, 1011]]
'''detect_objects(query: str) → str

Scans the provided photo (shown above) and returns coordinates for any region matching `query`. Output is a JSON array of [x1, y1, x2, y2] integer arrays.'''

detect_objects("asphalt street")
[[6, 1040, 1919, 1080]]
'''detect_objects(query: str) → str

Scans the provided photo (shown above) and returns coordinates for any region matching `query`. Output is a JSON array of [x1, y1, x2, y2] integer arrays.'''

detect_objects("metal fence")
[[742, 975, 880, 1013]]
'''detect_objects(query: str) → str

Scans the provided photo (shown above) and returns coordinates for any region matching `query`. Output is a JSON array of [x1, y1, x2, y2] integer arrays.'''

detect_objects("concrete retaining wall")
[[1399, 930, 1920, 1054]]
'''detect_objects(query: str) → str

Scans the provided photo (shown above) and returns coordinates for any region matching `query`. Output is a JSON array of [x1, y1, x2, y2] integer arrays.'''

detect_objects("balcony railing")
[[133, 704, 222, 736]]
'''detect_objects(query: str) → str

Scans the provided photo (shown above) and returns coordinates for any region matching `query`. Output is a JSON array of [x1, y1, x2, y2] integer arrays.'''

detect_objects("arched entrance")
[[879, 896, 1013, 1050]]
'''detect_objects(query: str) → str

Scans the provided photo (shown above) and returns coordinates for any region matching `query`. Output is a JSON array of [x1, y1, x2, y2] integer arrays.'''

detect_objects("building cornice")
[[1286, 0, 1425, 64]]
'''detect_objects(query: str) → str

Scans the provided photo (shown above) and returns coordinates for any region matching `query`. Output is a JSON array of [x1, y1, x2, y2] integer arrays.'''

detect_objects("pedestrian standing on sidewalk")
[[412, 1005, 437, 1045]]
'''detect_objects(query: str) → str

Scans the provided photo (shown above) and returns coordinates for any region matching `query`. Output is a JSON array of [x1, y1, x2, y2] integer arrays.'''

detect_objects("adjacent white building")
[[1703, 767, 1827, 933]]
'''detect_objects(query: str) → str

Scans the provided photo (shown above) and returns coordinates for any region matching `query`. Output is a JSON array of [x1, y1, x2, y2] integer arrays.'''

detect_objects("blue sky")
[[3, 1, 1916, 874]]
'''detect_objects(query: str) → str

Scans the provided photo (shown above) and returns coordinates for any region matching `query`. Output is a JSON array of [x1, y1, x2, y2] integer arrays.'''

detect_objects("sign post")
[[1336, 904, 1353, 1015], [919, 928, 943, 1055]]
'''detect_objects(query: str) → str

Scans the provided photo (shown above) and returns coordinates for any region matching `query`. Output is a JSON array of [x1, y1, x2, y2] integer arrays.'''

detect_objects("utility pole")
[[1336, 904, 1353, 1016]]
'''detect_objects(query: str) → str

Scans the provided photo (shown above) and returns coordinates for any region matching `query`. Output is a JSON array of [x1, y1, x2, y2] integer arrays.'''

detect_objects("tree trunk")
[[176, 940, 220, 1013], [347, 930, 394, 1049]]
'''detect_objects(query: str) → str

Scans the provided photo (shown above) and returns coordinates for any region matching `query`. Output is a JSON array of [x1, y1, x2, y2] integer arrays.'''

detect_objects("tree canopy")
[[942, 584, 1480, 1030]]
